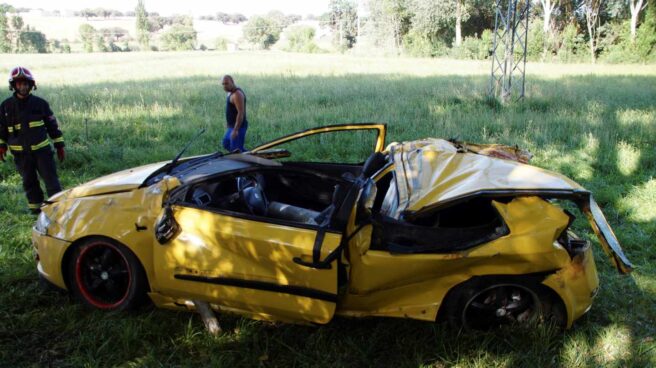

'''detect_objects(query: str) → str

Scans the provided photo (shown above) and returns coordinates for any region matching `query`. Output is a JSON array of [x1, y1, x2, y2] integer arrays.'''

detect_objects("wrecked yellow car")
[[33, 123, 632, 329]]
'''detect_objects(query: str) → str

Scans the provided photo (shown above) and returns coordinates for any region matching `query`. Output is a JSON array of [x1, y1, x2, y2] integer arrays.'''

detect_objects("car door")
[[250, 123, 387, 165], [152, 171, 353, 324]]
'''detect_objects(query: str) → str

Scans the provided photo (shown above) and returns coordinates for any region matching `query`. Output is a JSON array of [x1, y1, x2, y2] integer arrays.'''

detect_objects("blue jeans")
[[222, 126, 247, 152]]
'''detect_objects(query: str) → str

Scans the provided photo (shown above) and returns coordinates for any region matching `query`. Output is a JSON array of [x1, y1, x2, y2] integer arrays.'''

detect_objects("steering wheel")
[[237, 175, 269, 216]]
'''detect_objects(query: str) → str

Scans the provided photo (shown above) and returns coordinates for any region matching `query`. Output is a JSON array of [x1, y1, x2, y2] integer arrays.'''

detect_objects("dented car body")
[[33, 123, 632, 329]]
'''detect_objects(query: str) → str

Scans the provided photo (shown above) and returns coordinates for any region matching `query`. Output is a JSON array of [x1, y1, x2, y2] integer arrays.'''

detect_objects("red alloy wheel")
[[74, 241, 133, 309]]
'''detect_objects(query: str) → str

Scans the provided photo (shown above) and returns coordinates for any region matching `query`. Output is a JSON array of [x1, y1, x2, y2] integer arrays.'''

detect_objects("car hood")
[[48, 161, 167, 201]]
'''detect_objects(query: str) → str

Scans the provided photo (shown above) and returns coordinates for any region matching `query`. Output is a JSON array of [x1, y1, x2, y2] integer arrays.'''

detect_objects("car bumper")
[[542, 243, 599, 328], [32, 228, 71, 290]]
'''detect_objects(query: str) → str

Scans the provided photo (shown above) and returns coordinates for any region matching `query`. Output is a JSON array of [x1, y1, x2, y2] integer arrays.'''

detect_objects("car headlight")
[[34, 211, 52, 235]]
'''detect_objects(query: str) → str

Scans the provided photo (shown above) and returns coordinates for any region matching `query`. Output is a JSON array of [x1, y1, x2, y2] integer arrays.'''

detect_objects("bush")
[[452, 29, 492, 60], [214, 37, 228, 51], [243, 15, 281, 49], [556, 23, 586, 62], [403, 30, 448, 57], [161, 25, 197, 51], [526, 20, 546, 61], [284, 25, 320, 53], [635, 4, 656, 60], [598, 20, 643, 63]]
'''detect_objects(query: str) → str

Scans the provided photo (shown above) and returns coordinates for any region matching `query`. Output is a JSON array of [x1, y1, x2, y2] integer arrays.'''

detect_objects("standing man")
[[0, 66, 65, 214], [221, 75, 248, 152]]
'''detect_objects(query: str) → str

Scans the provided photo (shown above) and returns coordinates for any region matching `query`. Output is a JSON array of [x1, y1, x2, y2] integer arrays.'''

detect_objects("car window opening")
[[370, 197, 509, 254], [184, 170, 349, 228]]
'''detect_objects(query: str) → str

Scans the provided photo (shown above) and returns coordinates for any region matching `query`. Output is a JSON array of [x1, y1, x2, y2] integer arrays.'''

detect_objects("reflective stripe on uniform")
[[8, 126, 13, 133], [29, 121, 45, 128], [31, 139, 50, 151], [0, 138, 5, 144], [9, 145, 23, 151], [28, 202, 42, 209], [53, 137, 64, 143]]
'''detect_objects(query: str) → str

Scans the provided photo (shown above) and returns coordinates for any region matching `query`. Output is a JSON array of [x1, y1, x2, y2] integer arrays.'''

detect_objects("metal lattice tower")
[[489, 0, 531, 102]]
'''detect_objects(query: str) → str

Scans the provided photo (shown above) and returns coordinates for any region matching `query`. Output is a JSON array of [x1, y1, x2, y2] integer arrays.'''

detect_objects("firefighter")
[[0, 66, 65, 214]]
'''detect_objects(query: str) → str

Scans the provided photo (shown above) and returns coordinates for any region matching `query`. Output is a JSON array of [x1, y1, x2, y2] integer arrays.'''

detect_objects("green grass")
[[1, 51, 655, 367]]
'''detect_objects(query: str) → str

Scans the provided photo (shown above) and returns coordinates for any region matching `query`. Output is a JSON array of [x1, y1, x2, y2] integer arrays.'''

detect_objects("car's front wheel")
[[440, 276, 566, 330], [68, 237, 147, 311]]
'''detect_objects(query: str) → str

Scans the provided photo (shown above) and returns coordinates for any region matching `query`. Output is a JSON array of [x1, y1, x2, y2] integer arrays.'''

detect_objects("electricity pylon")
[[489, 0, 531, 102]]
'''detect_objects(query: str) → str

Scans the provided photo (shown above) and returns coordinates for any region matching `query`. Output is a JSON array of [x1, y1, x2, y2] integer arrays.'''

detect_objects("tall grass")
[[1, 51, 655, 367]]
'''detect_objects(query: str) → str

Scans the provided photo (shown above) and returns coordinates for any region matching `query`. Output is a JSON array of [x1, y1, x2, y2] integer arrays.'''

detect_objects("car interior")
[[185, 167, 350, 228], [364, 170, 510, 253]]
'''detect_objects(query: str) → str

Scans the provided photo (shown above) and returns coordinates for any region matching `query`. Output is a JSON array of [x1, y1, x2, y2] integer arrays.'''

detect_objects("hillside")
[[19, 14, 247, 50], [16, 14, 330, 51]]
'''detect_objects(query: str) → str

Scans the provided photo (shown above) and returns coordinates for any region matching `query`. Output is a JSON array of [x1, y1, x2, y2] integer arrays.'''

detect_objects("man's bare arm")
[[232, 91, 246, 130]]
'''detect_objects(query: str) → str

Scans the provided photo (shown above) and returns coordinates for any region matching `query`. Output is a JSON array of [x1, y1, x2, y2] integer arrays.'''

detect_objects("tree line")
[[320, 0, 656, 62], [2, 0, 654, 62]]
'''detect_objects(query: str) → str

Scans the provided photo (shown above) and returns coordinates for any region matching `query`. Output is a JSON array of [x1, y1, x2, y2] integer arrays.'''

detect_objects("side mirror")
[[155, 205, 180, 244]]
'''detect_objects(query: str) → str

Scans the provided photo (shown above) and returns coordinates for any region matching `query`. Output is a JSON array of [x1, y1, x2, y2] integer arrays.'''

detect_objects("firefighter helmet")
[[9, 66, 37, 91]]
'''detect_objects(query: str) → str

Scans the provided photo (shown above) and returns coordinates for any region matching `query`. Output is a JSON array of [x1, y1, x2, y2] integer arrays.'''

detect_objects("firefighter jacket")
[[0, 93, 64, 153]]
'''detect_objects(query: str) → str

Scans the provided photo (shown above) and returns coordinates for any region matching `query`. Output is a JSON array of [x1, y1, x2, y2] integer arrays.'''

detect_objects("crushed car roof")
[[386, 139, 586, 217]]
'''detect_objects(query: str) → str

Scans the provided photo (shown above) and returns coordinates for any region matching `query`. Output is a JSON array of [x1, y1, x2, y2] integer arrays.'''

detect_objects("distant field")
[[0, 52, 655, 367], [18, 15, 330, 51]]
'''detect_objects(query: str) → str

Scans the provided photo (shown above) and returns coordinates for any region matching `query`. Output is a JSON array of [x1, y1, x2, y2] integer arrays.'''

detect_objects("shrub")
[[403, 29, 448, 57], [243, 15, 280, 49], [284, 25, 320, 53], [214, 37, 228, 51], [557, 23, 586, 62], [161, 25, 197, 51], [453, 30, 492, 60]]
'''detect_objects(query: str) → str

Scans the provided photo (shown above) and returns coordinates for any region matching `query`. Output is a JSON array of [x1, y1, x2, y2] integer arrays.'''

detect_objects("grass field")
[[0, 51, 655, 367]]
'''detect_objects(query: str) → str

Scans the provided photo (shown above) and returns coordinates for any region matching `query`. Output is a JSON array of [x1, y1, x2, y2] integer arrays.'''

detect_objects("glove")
[[56, 147, 65, 162], [0, 146, 6, 162]]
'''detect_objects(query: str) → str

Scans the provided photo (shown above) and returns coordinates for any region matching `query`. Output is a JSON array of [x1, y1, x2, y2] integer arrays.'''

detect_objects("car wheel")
[[440, 277, 566, 330], [68, 237, 148, 311]]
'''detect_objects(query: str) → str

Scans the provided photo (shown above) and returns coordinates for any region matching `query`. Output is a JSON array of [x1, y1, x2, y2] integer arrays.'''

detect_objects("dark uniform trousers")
[[13, 148, 62, 208]]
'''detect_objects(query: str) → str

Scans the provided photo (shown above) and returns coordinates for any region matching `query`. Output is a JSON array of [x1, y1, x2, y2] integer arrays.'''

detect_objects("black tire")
[[68, 237, 148, 311], [439, 276, 566, 330]]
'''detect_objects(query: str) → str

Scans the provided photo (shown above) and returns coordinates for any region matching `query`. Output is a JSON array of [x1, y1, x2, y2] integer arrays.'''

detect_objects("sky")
[[4, 0, 333, 17]]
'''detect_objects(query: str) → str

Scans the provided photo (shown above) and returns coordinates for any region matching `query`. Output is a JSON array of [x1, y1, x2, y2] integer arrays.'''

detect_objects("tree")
[[19, 26, 47, 53], [629, 0, 647, 43], [161, 25, 197, 50], [230, 13, 248, 23], [135, 0, 149, 49], [636, 0, 656, 57], [99, 27, 128, 42], [216, 12, 231, 23], [365, 0, 412, 51], [537, 0, 560, 33], [148, 15, 168, 32], [323, 0, 358, 49], [285, 25, 320, 52], [0, 4, 11, 53], [78, 9, 94, 19], [79, 23, 96, 52], [10, 15, 24, 52], [243, 15, 281, 49], [409, 0, 457, 47], [95, 34, 108, 52], [581, 0, 602, 63]]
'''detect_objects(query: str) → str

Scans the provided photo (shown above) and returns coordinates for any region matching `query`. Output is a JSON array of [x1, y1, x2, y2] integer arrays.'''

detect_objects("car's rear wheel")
[[68, 237, 147, 311], [440, 277, 566, 330]]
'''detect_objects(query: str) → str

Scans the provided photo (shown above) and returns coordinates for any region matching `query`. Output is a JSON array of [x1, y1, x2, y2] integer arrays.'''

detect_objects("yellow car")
[[33, 123, 632, 330]]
